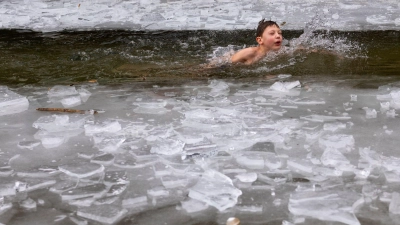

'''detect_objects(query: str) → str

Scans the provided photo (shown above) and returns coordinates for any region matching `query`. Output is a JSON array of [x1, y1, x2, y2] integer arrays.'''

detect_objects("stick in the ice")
[[36, 108, 98, 114]]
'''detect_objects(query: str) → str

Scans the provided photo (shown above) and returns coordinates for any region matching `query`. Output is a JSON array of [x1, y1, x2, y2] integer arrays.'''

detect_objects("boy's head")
[[256, 19, 280, 37]]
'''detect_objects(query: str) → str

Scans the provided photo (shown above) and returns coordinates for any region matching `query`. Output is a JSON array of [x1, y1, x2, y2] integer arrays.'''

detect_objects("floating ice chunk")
[[318, 134, 354, 151], [386, 109, 396, 118], [278, 74, 292, 79], [49, 180, 76, 194], [133, 106, 169, 114], [61, 95, 82, 107], [323, 122, 346, 132], [122, 195, 148, 208], [78, 87, 92, 102], [189, 170, 242, 211], [228, 95, 249, 105], [47, 85, 78, 97], [91, 153, 115, 165], [236, 204, 263, 214], [150, 137, 184, 155], [235, 172, 257, 183], [84, 120, 121, 135], [235, 153, 264, 170], [33, 114, 90, 132], [270, 81, 301, 92], [16, 165, 60, 178], [140, 13, 165, 22], [153, 162, 171, 177], [40, 134, 66, 149], [182, 137, 217, 160], [208, 80, 230, 97], [380, 102, 390, 111], [147, 186, 169, 198], [287, 159, 314, 176], [103, 170, 128, 185], [301, 114, 351, 122], [390, 192, 400, 214], [180, 198, 209, 213], [34, 129, 82, 148], [363, 108, 377, 119], [384, 171, 400, 183], [390, 99, 400, 109], [0, 86, 29, 116], [291, 97, 325, 105], [0, 166, 13, 177], [161, 175, 188, 188], [77, 204, 127, 225], [358, 147, 381, 168], [320, 148, 350, 167], [61, 184, 107, 201], [289, 189, 361, 225], [106, 184, 128, 197], [0, 201, 13, 216], [94, 134, 126, 153], [20, 198, 37, 211], [131, 94, 167, 108], [17, 140, 41, 150], [366, 15, 391, 25], [58, 162, 104, 179], [350, 94, 357, 101], [33, 115, 69, 131]]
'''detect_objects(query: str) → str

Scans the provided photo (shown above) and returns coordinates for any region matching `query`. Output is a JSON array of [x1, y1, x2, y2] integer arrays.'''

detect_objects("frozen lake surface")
[[2, 76, 400, 224], [1, 0, 400, 31]]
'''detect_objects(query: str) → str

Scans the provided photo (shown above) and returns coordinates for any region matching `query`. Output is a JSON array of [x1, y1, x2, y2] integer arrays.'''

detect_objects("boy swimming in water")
[[231, 19, 282, 65]]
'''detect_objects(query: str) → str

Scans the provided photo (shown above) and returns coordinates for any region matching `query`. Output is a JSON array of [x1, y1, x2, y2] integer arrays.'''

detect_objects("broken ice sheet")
[[150, 137, 184, 156], [161, 174, 188, 189], [289, 189, 361, 225], [61, 183, 107, 201], [58, 162, 104, 179], [16, 165, 61, 178], [0, 86, 29, 116], [318, 134, 355, 152], [17, 140, 41, 150], [103, 170, 129, 185], [84, 120, 122, 136], [207, 80, 230, 97], [47, 85, 79, 97], [113, 153, 154, 169], [90, 153, 115, 166], [33, 114, 92, 132], [61, 95, 82, 107], [77, 204, 128, 225], [320, 148, 350, 167], [93, 134, 126, 153], [180, 198, 209, 213], [300, 114, 351, 123], [188, 170, 242, 211]]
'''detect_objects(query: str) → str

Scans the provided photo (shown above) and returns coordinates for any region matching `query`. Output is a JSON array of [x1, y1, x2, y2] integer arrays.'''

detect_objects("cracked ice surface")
[[1, 0, 400, 32], [2, 79, 400, 224]]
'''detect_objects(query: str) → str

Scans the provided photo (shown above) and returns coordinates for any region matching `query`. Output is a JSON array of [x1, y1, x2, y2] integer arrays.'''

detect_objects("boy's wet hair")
[[256, 19, 279, 37]]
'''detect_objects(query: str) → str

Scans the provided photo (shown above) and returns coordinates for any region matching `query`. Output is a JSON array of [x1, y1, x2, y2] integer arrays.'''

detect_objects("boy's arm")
[[231, 48, 255, 65]]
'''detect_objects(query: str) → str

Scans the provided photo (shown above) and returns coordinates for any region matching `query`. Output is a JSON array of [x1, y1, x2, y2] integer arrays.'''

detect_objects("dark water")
[[0, 29, 399, 87], [1, 29, 400, 225]]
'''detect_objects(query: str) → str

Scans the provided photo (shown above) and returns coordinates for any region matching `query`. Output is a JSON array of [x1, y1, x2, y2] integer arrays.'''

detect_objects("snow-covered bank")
[[1, 0, 400, 32]]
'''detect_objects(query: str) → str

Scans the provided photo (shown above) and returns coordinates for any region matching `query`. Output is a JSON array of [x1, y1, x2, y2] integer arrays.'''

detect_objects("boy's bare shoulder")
[[231, 47, 258, 64]]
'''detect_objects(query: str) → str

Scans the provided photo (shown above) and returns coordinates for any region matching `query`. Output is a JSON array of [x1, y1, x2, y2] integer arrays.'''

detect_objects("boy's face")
[[256, 25, 282, 51]]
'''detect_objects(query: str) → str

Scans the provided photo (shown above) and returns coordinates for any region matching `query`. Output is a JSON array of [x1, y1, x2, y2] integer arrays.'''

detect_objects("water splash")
[[244, 14, 367, 74]]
